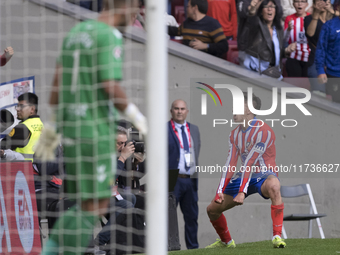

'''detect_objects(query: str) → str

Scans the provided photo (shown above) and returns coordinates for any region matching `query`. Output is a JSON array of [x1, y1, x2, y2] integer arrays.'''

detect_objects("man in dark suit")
[[168, 99, 201, 249]]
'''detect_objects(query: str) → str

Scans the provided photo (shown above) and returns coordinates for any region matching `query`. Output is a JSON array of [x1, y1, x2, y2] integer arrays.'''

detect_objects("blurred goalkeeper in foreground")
[[42, 0, 146, 254]]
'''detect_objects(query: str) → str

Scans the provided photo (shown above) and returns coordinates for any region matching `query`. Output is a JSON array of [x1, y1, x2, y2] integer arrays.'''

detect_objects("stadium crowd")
[[67, 0, 340, 102], [72, 0, 340, 101], [166, 0, 340, 101]]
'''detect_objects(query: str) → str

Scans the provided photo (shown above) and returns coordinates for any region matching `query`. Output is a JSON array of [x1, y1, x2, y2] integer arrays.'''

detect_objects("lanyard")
[[170, 120, 191, 149]]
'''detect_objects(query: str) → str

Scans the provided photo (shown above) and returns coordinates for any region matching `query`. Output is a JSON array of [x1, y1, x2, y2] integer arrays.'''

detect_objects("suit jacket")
[[168, 121, 201, 190]]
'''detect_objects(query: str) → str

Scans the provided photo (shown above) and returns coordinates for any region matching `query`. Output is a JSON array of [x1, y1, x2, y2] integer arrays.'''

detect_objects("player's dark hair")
[[18, 92, 38, 113], [243, 92, 261, 114], [190, 0, 208, 14]]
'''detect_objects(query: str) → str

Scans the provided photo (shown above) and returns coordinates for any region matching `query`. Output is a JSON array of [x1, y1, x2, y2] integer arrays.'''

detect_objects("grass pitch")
[[169, 238, 340, 255]]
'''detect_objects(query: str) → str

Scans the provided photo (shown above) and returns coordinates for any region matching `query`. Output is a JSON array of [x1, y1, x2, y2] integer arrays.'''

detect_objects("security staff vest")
[[15, 117, 44, 161]]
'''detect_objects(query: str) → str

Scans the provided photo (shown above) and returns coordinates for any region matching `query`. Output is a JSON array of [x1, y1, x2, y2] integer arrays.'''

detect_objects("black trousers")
[[326, 74, 340, 103], [286, 58, 309, 77], [35, 187, 60, 229]]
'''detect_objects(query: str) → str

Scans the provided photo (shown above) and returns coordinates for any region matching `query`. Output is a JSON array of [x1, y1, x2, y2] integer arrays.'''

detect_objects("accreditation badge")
[[184, 152, 192, 168]]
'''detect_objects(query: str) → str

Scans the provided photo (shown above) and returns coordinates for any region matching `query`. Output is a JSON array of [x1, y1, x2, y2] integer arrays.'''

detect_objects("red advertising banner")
[[0, 161, 41, 254]]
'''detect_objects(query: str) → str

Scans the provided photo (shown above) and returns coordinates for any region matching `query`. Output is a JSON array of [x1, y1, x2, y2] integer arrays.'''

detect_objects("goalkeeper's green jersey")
[[58, 19, 122, 141]]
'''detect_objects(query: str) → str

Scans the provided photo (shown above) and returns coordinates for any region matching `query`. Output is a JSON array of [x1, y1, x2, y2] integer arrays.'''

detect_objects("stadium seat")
[[280, 184, 326, 239], [226, 40, 239, 65], [170, 38, 183, 44], [174, 6, 186, 25], [227, 40, 237, 46], [171, 0, 184, 17]]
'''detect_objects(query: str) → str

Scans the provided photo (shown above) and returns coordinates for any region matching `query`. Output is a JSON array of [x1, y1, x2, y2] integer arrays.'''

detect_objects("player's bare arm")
[[103, 80, 147, 135], [50, 64, 61, 106], [103, 80, 128, 112]]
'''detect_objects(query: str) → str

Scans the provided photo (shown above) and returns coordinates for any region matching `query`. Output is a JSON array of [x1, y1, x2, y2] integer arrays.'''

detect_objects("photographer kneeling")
[[95, 127, 146, 253], [116, 128, 146, 210]]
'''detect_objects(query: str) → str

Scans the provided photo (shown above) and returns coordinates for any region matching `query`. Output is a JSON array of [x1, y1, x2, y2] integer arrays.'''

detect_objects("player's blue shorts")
[[223, 171, 278, 199]]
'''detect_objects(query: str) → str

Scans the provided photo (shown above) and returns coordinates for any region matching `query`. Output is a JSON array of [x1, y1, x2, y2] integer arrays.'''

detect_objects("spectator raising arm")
[[248, 0, 265, 15], [324, 0, 340, 18], [0, 47, 14, 66], [306, 0, 326, 37]]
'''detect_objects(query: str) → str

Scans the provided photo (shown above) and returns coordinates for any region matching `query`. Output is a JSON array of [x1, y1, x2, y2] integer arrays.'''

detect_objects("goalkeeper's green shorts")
[[47, 205, 98, 255], [63, 139, 115, 201]]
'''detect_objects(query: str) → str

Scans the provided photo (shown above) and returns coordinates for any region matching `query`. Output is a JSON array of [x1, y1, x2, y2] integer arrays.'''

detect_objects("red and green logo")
[[196, 82, 222, 115]]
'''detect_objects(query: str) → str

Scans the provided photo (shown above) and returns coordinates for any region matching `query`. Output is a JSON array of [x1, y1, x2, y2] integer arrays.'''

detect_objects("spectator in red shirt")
[[283, 0, 310, 77], [206, 0, 238, 40]]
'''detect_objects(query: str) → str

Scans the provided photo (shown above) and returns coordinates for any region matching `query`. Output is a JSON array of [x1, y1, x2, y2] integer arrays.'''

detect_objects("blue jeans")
[[308, 63, 326, 92]]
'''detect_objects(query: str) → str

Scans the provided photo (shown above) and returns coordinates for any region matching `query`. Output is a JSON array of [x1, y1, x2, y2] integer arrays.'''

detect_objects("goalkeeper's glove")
[[34, 108, 61, 162]]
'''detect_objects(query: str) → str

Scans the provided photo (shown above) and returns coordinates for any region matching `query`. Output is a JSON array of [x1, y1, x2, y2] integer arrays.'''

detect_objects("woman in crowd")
[[304, 0, 338, 92], [242, 0, 296, 79]]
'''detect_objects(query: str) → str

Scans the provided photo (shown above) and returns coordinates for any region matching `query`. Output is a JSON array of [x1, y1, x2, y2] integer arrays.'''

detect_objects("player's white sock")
[[272, 235, 281, 240], [227, 239, 234, 245]]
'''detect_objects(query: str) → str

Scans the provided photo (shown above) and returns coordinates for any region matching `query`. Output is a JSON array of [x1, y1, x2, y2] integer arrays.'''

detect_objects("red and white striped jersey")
[[284, 13, 310, 62], [216, 119, 277, 195]]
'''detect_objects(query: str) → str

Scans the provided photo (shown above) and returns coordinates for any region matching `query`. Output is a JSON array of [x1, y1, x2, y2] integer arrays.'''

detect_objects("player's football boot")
[[272, 236, 286, 248], [205, 239, 236, 248]]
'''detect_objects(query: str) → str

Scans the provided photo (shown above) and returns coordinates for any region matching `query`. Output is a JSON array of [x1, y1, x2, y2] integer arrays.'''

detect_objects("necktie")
[[181, 125, 190, 171]]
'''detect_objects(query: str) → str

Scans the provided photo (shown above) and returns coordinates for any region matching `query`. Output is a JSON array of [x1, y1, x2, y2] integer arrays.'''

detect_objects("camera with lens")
[[125, 140, 145, 153], [125, 130, 145, 153], [118, 128, 146, 191]]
